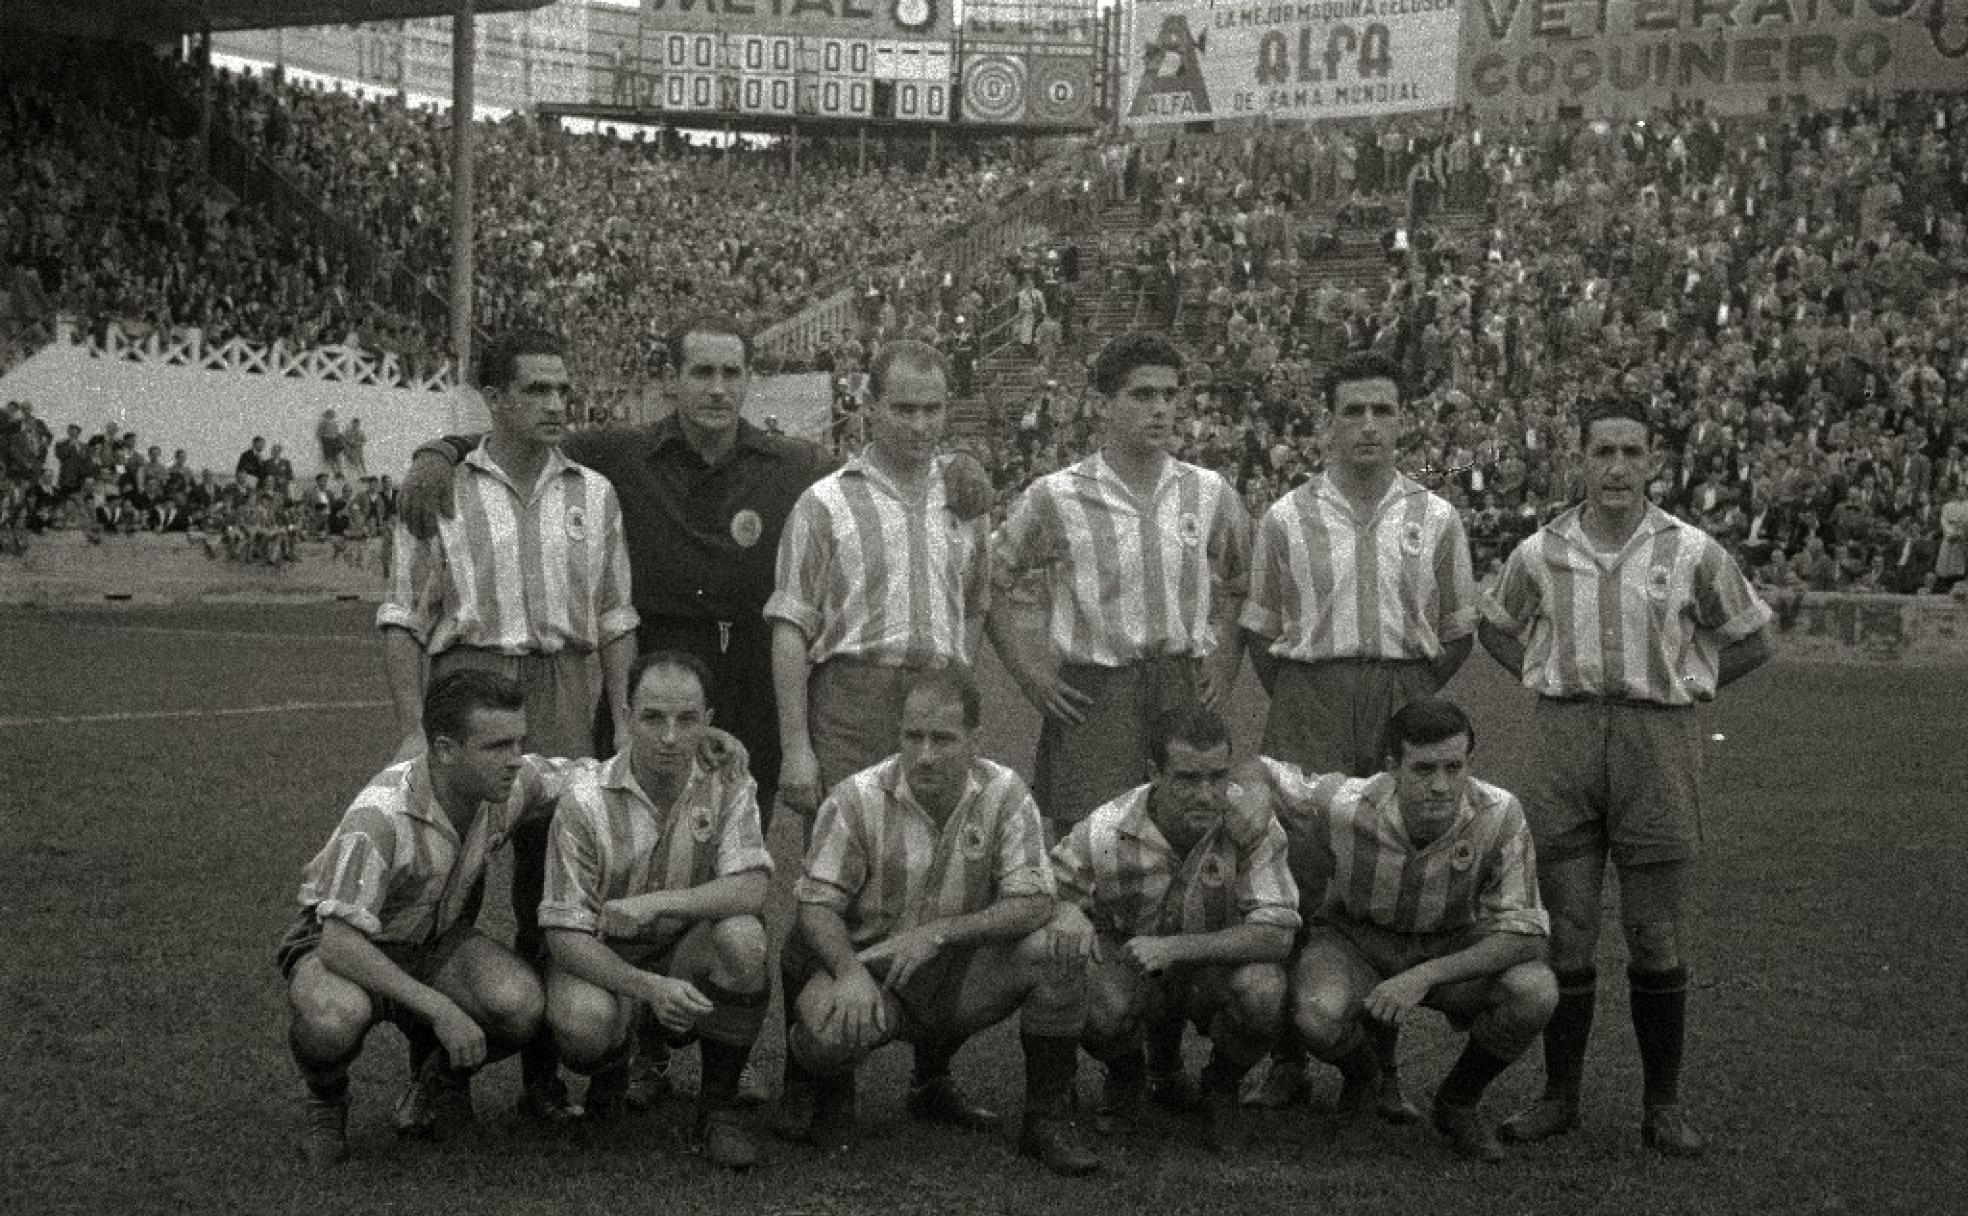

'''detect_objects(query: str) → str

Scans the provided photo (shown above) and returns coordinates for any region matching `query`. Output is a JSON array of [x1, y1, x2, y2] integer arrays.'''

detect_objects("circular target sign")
[[962, 54, 1026, 123]]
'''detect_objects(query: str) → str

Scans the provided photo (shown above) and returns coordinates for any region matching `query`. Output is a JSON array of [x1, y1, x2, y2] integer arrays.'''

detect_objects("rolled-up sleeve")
[[1235, 819, 1302, 933], [1049, 821, 1099, 911], [1481, 538, 1542, 636], [989, 483, 1059, 591], [1692, 538, 1773, 643], [1433, 510, 1479, 642], [1476, 801, 1550, 939], [793, 789, 864, 914], [297, 808, 396, 938], [375, 520, 442, 645], [763, 492, 829, 641], [595, 487, 641, 643], [713, 773, 775, 879], [993, 786, 1056, 900], [538, 791, 606, 934], [1239, 507, 1287, 640]]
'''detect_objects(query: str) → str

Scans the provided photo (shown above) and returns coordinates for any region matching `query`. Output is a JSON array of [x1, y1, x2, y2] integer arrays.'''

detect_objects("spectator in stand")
[[317, 409, 344, 476], [236, 437, 268, 485]]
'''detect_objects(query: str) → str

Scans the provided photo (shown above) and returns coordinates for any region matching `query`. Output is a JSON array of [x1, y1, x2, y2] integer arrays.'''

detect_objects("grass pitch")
[[2, 603, 1963, 1216]]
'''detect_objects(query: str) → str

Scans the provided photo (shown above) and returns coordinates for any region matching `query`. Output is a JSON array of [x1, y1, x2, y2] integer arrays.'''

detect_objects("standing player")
[[541, 651, 773, 1169], [1479, 401, 1772, 1157], [1240, 350, 1478, 1115], [1259, 697, 1558, 1162], [769, 339, 990, 819], [1048, 707, 1298, 1150], [379, 329, 640, 1124], [987, 331, 1251, 837], [777, 669, 1100, 1176], [281, 672, 567, 1167]]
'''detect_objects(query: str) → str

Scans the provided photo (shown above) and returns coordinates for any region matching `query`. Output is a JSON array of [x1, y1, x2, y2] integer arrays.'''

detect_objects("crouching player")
[[540, 651, 773, 1170], [280, 671, 570, 1168], [1263, 696, 1557, 1162], [776, 668, 1101, 1176], [1047, 707, 1298, 1150]]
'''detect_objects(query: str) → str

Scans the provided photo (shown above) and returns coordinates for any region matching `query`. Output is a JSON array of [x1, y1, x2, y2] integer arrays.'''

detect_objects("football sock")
[[1022, 1033, 1080, 1113], [1542, 967, 1597, 1101], [912, 1036, 961, 1085], [1628, 965, 1690, 1108], [1371, 1020, 1402, 1076], [1145, 1019, 1185, 1077], [1437, 1041, 1515, 1109], [698, 1039, 753, 1110]]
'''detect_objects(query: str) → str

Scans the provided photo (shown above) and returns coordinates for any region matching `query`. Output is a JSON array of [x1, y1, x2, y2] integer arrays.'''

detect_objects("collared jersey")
[[379, 442, 639, 655], [795, 756, 1054, 948], [1242, 471, 1476, 661], [993, 452, 1251, 667], [1259, 758, 1548, 939], [1482, 503, 1772, 705], [294, 755, 584, 945], [539, 747, 773, 946], [565, 417, 834, 626], [1051, 782, 1300, 938], [766, 452, 988, 667]]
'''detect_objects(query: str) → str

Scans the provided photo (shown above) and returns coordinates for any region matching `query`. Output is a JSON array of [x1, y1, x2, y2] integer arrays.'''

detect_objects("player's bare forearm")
[[1717, 626, 1773, 688], [381, 627, 429, 739], [985, 602, 1048, 701], [770, 621, 815, 757], [1432, 634, 1474, 689], [1212, 595, 1247, 699], [798, 903, 870, 981], [547, 926, 655, 1001], [605, 871, 769, 935], [1400, 929, 1544, 991], [1159, 922, 1294, 968], [1478, 619, 1527, 680], [316, 916, 459, 1029], [599, 630, 636, 745], [1242, 627, 1281, 694], [924, 893, 1054, 948]]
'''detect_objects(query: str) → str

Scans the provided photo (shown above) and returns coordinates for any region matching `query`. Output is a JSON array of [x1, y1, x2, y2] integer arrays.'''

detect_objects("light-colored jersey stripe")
[[794, 757, 1053, 948], [378, 445, 639, 656], [994, 453, 1251, 667], [1483, 505, 1771, 704], [766, 454, 987, 667], [1242, 473, 1477, 662]]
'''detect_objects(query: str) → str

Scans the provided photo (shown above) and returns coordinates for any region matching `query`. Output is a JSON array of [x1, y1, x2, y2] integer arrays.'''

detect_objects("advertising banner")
[[1124, 0, 1462, 126], [1458, 0, 1968, 116], [639, 0, 954, 40]]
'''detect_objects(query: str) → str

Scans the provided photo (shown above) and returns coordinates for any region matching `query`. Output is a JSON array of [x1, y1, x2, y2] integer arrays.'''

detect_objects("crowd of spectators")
[[989, 95, 1968, 598], [0, 399, 400, 567]]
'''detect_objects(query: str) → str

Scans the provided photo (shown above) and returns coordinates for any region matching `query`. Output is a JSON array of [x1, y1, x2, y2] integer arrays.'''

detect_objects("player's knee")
[[548, 985, 622, 1070], [1084, 990, 1138, 1046], [479, 968, 546, 1042], [1496, 962, 1558, 1027], [1292, 987, 1356, 1052], [710, 915, 769, 990], [790, 1018, 861, 1076], [1621, 918, 1682, 972], [290, 970, 373, 1047], [1228, 963, 1288, 1033]]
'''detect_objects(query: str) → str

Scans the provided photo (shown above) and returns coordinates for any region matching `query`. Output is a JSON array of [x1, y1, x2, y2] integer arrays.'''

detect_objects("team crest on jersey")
[[1449, 840, 1477, 872], [1646, 564, 1673, 602], [689, 806, 716, 844], [1177, 512, 1202, 547], [960, 821, 990, 861], [564, 505, 587, 541], [1400, 521, 1426, 556], [1197, 853, 1228, 888], [730, 509, 764, 549]]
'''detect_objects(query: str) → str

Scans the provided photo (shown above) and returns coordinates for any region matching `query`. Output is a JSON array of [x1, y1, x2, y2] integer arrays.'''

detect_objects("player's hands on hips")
[[1363, 969, 1433, 1024], [1039, 904, 1100, 966], [643, 974, 715, 1036], [780, 741, 822, 816], [1121, 935, 1185, 977], [1020, 667, 1093, 725], [860, 927, 944, 992], [821, 965, 888, 1051], [402, 450, 458, 541], [432, 1002, 487, 1070]]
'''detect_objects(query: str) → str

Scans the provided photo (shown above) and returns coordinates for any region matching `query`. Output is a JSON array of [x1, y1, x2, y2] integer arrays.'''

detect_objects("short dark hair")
[[423, 669, 525, 747], [902, 665, 981, 731], [1381, 696, 1476, 765], [668, 315, 754, 372], [1089, 331, 1185, 396], [1577, 399, 1654, 449], [627, 649, 712, 705], [1149, 705, 1232, 771], [479, 328, 565, 392], [869, 339, 948, 401], [1322, 350, 1404, 408]]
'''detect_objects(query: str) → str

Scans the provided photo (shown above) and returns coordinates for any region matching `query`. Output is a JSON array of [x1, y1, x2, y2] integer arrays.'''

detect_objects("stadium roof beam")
[[6, 0, 547, 41]]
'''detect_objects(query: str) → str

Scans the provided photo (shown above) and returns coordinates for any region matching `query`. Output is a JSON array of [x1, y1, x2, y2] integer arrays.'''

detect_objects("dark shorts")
[[1033, 656, 1200, 827], [808, 658, 928, 795], [782, 930, 979, 1045], [1524, 697, 1704, 868], [1262, 657, 1438, 778], [277, 908, 478, 1029], [1298, 920, 1490, 1032]]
